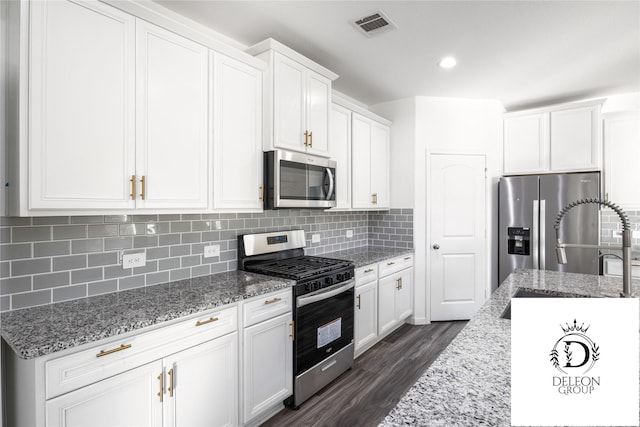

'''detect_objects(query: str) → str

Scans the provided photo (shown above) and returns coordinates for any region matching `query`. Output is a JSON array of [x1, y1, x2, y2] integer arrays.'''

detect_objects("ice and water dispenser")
[[506, 227, 530, 255]]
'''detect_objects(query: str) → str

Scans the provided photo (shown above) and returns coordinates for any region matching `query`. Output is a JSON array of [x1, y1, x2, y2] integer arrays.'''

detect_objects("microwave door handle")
[[325, 168, 334, 200]]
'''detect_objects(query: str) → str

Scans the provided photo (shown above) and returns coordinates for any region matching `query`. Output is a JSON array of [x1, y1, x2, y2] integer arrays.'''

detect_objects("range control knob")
[[325, 277, 334, 286], [336, 273, 344, 282], [314, 281, 322, 290], [305, 283, 312, 292], [344, 271, 351, 280]]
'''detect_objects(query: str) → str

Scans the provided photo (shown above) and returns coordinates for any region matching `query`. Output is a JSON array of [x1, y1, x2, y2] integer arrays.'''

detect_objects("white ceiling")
[[155, 1, 640, 110]]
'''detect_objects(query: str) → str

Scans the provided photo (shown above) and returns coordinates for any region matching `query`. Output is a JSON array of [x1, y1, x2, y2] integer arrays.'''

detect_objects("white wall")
[[371, 96, 503, 324]]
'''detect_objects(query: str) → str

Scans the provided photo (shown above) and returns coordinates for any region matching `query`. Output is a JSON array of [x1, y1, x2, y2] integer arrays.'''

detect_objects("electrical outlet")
[[215, 220, 222, 230], [633, 230, 640, 239], [122, 252, 146, 269], [613, 230, 623, 237], [312, 234, 321, 243], [346, 230, 353, 238], [204, 245, 220, 258]]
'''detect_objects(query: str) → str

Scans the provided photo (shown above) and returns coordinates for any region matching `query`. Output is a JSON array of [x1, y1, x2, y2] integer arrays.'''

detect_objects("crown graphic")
[[561, 319, 590, 334]]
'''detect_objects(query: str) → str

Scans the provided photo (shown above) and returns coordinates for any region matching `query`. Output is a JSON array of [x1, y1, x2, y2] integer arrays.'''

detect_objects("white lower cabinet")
[[46, 361, 163, 427], [241, 290, 293, 425], [354, 280, 378, 357], [353, 254, 413, 358], [378, 268, 413, 337], [164, 333, 238, 427], [45, 333, 238, 427]]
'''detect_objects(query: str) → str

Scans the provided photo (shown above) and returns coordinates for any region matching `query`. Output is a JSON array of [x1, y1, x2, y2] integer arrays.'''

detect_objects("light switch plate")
[[215, 221, 222, 230], [312, 234, 321, 243], [346, 230, 353, 238], [122, 252, 146, 269], [204, 245, 220, 258]]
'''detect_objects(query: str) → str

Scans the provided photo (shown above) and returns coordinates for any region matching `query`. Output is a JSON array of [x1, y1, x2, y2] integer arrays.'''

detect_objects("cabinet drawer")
[[46, 305, 237, 399], [379, 254, 413, 278], [355, 264, 378, 287], [243, 289, 292, 327]]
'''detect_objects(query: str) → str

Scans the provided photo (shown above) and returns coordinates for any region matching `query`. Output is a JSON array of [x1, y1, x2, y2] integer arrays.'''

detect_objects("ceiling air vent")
[[352, 11, 397, 37]]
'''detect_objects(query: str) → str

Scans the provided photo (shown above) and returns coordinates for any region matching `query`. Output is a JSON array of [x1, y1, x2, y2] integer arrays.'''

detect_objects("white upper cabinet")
[[135, 20, 209, 210], [549, 105, 600, 171], [212, 52, 263, 211], [604, 111, 640, 209], [503, 100, 603, 175], [503, 113, 549, 174], [247, 39, 338, 158], [28, 0, 136, 211], [329, 104, 352, 210], [352, 113, 390, 209]]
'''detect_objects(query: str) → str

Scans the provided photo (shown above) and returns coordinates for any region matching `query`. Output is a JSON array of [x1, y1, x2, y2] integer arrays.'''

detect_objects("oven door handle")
[[297, 280, 355, 308]]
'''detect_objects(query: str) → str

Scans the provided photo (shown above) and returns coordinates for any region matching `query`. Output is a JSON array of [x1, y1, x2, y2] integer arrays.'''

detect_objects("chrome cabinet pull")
[[364, 268, 374, 273], [195, 317, 219, 327], [357, 294, 361, 309], [96, 344, 131, 358], [404, 257, 411, 260], [264, 297, 282, 305], [387, 261, 395, 266]]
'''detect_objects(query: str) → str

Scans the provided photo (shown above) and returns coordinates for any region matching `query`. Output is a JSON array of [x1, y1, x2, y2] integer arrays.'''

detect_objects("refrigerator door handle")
[[532, 200, 539, 270], [540, 200, 546, 270]]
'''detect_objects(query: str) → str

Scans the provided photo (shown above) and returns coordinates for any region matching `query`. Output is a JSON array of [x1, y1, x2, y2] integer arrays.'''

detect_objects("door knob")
[[432, 244, 440, 250]]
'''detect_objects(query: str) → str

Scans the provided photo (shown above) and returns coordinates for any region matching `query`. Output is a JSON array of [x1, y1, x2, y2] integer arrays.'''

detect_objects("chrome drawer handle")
[[364, 268, 374, 273], [387, 261, 395, 266], [96, 344, 131, 358], [195, 317, 219, 327], [264, 297, 282, 305], [404, 257, 411, 260]]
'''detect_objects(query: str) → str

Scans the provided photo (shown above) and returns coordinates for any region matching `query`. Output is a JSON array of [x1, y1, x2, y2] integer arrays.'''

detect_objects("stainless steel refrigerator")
[[498, 172, 600, 284]]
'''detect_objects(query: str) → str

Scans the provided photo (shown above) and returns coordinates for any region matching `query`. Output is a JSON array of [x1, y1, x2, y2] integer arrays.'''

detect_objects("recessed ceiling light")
[[439, 56, 457, 69]]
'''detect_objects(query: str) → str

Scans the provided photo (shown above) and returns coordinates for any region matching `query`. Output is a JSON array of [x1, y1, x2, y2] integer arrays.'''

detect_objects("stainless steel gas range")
[[238, 230, 355, 408]]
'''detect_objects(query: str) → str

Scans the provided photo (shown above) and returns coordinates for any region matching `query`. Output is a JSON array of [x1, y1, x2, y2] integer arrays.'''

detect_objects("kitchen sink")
[[500, 288, 588, 319]]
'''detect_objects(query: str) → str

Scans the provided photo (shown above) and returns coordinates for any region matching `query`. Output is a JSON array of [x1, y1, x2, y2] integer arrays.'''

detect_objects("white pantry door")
[[429, 154, 486, 321]]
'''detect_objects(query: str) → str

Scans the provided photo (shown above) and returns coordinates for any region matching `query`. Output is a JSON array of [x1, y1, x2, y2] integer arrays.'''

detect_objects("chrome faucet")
[[555, 198, 632, 298]]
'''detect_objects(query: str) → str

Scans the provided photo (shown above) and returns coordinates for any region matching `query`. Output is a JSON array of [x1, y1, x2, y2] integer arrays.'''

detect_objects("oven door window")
[[279, 160, 335, 201], [295, 286, 354, 375]]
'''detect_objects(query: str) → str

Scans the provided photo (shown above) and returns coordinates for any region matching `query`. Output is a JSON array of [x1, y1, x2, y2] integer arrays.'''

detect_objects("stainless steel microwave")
[[264, 150, 337, 209]]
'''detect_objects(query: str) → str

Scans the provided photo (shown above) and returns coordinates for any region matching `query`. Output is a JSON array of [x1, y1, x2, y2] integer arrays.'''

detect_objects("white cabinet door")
[[29, 0, 136, 210], [370, 121, 390, 208], [164, 333, 238, 427], [604, 112, 640, 209], [243, 312, 293, 423], [273, 54, 306, 152], [550, 105, 600, 171], [46, 361, 163, 427], [305, 72, 331, 156], [378, 268, 413, 337], [503, 113, 548, 174], [352, 113, 373, 209], [136, 20, 209, 210], [213, 53, 263, 210], [352, 113, 390, 209], [395, 268, 413, 321], [354, 281, 377, 356], [377, 273, 397, 337], [330, 104, 352, 209]]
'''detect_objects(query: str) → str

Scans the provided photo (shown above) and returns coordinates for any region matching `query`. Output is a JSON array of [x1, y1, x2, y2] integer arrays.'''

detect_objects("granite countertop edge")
[[380, 269, 640, 427], [1, 270, 294, 360]]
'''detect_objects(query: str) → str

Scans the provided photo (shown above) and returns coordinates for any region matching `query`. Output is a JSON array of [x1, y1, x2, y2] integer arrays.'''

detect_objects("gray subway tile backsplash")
[[0, 209, 413, 311]]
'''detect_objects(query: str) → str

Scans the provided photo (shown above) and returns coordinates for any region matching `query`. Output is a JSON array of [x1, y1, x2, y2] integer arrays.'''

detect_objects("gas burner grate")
[[246, 256, 352, 280]]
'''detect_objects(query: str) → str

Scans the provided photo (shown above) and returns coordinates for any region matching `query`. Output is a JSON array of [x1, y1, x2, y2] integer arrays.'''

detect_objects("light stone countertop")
[[0, 270, 293, 359], [380, 269, 640, 427], [323, 246, 413, 268]]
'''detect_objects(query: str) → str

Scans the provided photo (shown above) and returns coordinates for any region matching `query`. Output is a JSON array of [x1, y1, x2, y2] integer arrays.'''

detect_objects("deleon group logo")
[[549, 319, 601, 395]]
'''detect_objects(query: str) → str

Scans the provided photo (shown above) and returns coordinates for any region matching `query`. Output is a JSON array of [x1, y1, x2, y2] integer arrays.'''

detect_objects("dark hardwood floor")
[[262, 320, 468, 427]]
